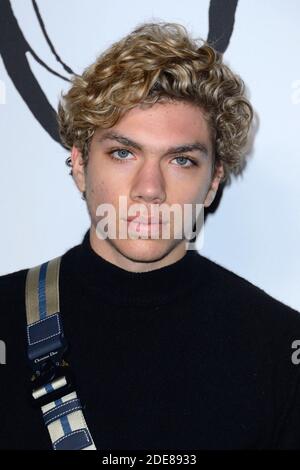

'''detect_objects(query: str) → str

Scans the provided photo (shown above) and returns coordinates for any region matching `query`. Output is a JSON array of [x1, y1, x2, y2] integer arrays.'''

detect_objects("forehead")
[[95, 101, 212, 146]]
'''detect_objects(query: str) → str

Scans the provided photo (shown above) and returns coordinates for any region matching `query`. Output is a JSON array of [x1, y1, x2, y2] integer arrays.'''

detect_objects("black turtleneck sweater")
[[1, 229, 300, 450]]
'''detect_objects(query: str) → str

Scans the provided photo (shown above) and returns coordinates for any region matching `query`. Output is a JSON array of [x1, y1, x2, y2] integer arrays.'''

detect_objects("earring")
[[81, 191, 86, 201]]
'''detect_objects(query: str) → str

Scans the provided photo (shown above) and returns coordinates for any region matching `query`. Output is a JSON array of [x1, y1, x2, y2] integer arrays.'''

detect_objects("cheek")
[[86, 173, 125, 208], [195, 185, 210, 204], [192, 169, 213, 204], [173, 177, 210, 206]]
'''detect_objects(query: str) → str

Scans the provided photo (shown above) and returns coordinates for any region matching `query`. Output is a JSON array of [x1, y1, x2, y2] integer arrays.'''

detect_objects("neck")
[[67, 227, 202, 307]]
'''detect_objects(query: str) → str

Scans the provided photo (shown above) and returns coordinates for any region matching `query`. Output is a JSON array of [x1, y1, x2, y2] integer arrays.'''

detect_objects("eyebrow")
[[97, 131, 209, 159]]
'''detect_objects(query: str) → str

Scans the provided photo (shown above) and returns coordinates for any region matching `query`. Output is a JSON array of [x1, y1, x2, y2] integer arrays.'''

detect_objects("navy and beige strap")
[[25, 256, 96, 450]]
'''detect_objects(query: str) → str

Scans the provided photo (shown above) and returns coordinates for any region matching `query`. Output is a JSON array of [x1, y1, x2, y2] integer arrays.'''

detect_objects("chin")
[[113, 238, 175, 264]]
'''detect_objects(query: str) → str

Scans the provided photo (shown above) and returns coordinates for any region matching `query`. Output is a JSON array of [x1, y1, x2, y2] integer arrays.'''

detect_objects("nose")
[[130, 159, 167, 205]]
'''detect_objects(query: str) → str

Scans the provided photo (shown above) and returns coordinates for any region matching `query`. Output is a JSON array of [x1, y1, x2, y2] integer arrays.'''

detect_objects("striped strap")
[[25, 257, 96, 450]]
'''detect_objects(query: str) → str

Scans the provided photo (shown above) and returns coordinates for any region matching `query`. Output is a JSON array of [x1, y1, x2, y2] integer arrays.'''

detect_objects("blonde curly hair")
[[58, 21, 253, 184]]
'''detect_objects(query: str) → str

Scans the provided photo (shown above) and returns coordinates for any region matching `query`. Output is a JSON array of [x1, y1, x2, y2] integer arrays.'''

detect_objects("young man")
[[1, 22, 300, 450]]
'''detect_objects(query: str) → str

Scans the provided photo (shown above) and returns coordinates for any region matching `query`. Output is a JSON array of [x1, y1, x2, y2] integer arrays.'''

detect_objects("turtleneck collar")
[[70, 229, 203, 307]]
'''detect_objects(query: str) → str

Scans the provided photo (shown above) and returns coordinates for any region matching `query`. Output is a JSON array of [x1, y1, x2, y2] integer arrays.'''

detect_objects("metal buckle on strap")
[[27, 314, 73, 408], [30, 359, 75, 408]]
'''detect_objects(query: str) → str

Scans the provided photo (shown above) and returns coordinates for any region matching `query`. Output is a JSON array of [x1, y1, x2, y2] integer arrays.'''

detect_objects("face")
[[71, 100, 224, 272]]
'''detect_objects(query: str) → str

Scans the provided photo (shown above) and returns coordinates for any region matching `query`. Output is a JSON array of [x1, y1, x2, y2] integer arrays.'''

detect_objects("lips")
[[126, 216, 165, 224], [126, 219, 164, 236]]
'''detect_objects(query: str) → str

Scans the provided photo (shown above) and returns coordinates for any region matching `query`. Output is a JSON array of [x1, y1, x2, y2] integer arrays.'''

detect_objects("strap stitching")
[[45, 406, 82, 425], [43, 398, 78, 417], [53, 429, 90, 449], [27, 314, 61, 345]]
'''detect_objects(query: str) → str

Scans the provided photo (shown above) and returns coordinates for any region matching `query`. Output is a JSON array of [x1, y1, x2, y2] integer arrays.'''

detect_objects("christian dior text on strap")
[[25, 256, 96, 450]]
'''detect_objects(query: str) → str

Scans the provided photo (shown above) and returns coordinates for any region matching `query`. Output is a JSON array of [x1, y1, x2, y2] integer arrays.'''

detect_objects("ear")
[[70, 145, 86, 194], [204, 160, 225, 208]]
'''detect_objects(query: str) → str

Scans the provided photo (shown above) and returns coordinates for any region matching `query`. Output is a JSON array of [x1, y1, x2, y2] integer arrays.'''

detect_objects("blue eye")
[[174, 156, 195, 168], [108, 149, 197, 168], [108, 149, 133, 163]]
